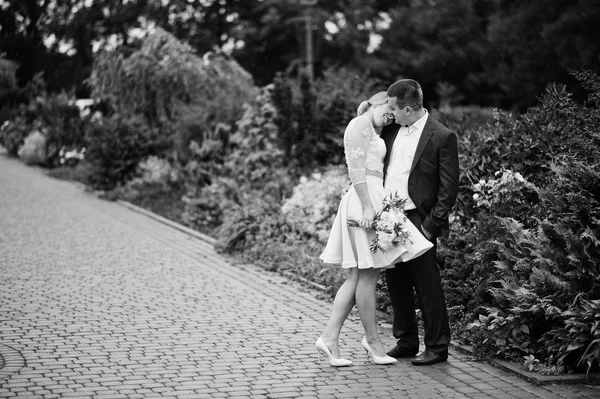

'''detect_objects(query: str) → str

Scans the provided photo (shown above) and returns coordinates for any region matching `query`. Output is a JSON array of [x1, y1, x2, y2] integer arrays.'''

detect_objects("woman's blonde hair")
[[356, 91, 388, 116]]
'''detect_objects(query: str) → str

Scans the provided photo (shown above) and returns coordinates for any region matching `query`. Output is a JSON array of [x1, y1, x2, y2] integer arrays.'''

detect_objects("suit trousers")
[[385, 209, 450, 354]]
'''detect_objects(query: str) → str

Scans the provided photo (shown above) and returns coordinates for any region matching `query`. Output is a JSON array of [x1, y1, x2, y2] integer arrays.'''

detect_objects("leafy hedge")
[[446, 72, 600, 374]]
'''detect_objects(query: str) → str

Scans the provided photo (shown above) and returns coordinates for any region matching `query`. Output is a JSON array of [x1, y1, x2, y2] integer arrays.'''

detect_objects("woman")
[[316, 92, 433, 366]]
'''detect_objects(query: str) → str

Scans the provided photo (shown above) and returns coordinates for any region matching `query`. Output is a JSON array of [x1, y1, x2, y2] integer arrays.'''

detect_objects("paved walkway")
[[1, 154, 599, 399]]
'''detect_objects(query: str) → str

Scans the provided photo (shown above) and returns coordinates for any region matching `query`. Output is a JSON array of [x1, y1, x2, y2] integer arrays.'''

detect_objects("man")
[[381, 79, 459, 366]]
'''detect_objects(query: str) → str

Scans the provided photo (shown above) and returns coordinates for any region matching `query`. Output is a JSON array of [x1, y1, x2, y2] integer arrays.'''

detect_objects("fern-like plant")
[[454, 69, 600, 372]]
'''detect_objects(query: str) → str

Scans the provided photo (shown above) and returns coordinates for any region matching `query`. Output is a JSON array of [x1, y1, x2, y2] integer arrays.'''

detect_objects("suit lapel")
[[410, 118, 435, 174], [382, 124, 400, 176]]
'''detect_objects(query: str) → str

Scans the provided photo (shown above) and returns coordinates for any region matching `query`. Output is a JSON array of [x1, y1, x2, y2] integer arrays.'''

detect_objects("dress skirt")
[[320, 175, 433, 269]]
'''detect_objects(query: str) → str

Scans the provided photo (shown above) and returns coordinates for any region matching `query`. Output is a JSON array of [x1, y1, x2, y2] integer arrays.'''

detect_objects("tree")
[[373, 0, 600, 109], [480, 0, 600, 109], [0, 0, 148, 95]]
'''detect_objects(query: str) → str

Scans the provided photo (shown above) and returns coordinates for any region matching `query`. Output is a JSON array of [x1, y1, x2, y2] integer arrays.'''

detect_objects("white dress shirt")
[[384, 110, 429, 210]]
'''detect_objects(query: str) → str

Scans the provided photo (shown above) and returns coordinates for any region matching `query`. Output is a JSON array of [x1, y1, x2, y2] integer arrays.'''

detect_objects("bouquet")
[[348, 193, 413, 253]]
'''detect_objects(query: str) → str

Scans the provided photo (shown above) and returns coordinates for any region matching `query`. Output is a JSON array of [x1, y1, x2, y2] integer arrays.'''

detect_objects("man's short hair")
[[387, 79, 423, 110]]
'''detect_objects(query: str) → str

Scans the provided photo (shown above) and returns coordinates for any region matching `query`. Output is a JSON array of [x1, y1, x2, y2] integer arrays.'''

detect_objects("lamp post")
[[300, 0, 317, 83]]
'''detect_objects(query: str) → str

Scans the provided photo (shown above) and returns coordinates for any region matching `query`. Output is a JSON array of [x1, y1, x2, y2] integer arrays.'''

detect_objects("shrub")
[[18, 129, 49, 165], [0, 90, 88, 166], [0, 115, 31, 156], [541, 297, 600, 376], [272, 67, 380, 170], [89, 27, 257, 158], [281, 166, 349, 242], [471, 169, 539, 222], [460, 70, 600, 372], [130, 156, 180, 188], [221, 85, 294, 200], [431, 105, 496, 135], [33, 92, 87, 167], [184, 85, 296, 248], [181, 177, 236, 234], [82, 114, 167, 190]]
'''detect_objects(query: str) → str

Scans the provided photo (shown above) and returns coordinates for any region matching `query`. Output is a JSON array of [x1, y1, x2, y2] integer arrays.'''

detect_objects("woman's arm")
[[345, 118, 376, 228]]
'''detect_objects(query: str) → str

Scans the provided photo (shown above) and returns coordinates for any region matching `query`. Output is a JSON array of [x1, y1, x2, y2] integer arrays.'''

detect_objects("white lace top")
[[344, 116, 385, 185]]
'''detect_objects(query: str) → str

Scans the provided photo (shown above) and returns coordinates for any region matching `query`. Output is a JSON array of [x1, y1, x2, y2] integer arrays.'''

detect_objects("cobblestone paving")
[[1, 154, 600, 399]]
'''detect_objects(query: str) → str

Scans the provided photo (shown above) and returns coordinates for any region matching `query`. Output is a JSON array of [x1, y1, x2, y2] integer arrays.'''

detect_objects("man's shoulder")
[[426, 116, 456, 141], [426, 116, 452, 134]]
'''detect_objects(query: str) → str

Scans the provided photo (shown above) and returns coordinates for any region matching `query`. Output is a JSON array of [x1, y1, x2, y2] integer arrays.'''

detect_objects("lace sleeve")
[[344, 117, 373, 186]]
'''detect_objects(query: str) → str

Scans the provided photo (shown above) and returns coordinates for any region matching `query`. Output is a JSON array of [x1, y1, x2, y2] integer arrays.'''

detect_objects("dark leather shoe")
[[386, 344, 419, 359], [411, 349, 448, 365]]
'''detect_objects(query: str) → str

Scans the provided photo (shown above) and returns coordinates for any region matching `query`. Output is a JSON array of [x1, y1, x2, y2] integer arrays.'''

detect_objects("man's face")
[[388, 97, 409, 126]]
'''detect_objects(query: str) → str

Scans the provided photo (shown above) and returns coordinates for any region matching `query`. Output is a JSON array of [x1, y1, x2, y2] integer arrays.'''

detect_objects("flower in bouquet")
[[348, 193, 413, 253]]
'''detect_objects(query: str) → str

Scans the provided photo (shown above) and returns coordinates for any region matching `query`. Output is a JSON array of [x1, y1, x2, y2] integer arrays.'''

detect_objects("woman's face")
[[372, 103, 394, 127]]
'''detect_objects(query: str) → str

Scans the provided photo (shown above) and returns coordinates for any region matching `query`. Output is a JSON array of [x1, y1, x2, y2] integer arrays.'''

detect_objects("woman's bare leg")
[[321, 268, 358, 357], [356, 268, 387, 356]]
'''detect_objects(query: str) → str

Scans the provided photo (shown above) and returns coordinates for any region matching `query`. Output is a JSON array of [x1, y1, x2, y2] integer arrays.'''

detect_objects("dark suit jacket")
[[381, 116, 459, 238]]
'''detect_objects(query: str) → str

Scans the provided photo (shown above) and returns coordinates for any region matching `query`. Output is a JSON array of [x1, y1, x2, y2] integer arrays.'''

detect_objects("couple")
[[317, 79, 460, 366]]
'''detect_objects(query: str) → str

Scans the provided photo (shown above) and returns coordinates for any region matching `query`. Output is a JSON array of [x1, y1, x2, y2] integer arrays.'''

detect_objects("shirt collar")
[[407, 109, 428, 135]]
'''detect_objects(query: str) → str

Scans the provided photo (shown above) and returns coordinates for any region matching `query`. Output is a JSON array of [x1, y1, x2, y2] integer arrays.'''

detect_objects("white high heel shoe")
[[315, 337, 353, 367], [361, 337, 398, 365]]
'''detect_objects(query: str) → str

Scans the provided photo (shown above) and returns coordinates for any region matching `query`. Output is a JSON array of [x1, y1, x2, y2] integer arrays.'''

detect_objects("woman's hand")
[[360, 205, 376, 229]]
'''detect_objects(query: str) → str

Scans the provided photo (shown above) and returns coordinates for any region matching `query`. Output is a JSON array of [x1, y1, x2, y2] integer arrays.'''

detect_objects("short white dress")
[[320, 116, 433, 269]]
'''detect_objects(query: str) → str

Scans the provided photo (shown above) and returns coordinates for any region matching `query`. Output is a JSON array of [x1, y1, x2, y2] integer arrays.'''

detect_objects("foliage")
[[18, 130, 48, 165], [130, 156, 180, 188], [0, 87, 87, 165], [4, 0, 600, 112], [82, 114, 167, 191], [46, 162, 93, 186], [106, 155, 181, 201], [0, 115, 31, 156], [521, 354, 565, 376], [458, 70, 600, 373], [437, 228, 479, 310], [223, 85, 292, 196], [181, 177, 236, 234], [540, 297, 600, 376], [281, 166, 349, 242], [374, 0, 600, 110], [182, 84, 295, 246], [0, 0, 148, 95], [30, 92, 88, 166], [89, 27, 257, 139], [272, 67, 380, 170], [431, 106, 496, 135], [471, 169, 538, 222]]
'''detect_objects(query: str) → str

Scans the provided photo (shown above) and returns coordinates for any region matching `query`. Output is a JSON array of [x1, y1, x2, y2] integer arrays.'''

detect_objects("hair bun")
[[356, 100, 370, 116]]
